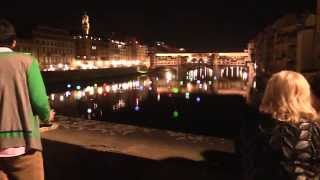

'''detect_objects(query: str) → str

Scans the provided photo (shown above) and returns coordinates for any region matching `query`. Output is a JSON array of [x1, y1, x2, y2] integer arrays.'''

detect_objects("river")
[[47, 67, 254, 138]]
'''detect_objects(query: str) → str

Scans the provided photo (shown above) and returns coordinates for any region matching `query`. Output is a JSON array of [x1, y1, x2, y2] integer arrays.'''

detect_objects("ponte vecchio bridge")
[[150, 52, 253, 79]]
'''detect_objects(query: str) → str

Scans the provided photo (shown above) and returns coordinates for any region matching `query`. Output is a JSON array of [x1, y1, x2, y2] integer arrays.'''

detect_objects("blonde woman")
[[245, 71, 320, 180]]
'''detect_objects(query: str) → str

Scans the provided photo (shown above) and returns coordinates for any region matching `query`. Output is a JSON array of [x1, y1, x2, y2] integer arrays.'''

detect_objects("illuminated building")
[[74, 13, 149, 68], [125, 37, 149, 62], [16, 12, 151, 70], [137, 44, 149, 66], [108, 37, 149, 64], [108, 39, 127, 60], [16, 26, 75, 69]]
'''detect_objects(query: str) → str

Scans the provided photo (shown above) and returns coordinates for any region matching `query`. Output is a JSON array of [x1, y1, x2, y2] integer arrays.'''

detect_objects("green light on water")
[[172, 87, 179, 94], [173, 111, 179, 118]]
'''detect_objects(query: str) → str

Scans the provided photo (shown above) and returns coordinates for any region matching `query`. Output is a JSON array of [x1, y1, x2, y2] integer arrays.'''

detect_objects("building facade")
[[16, 26, 75, 70], [251, 12, 319, 74], [15, 12, 150, 70]]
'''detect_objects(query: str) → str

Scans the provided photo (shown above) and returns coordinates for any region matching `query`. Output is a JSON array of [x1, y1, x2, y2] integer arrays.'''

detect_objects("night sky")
[[0, 0, 316, 51]]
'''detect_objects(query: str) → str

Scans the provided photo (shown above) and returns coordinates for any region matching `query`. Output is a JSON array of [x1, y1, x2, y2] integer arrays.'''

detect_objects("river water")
[[47, 67, 254, 138]]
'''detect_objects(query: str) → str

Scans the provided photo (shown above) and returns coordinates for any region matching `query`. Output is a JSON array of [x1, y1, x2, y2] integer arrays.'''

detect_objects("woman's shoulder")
[[269, 119, 320, 156], [269, 119, 320, 140]]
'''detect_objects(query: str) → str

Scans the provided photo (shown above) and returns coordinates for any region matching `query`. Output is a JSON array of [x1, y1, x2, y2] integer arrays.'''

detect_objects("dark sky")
[[0, 0, 316, 51]]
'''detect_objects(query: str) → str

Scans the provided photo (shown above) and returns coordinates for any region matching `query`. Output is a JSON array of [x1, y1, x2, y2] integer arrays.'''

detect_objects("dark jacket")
[[242, 113, 320, 180]]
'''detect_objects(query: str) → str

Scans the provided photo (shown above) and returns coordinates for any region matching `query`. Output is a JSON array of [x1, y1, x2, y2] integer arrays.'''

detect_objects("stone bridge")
[[150, 52, 252, 79]]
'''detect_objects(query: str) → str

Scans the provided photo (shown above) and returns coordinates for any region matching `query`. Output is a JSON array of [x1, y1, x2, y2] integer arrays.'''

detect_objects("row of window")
[[16, 47, 74, 54], [35, 40, 73, 47], [40, 57, 71, 65]]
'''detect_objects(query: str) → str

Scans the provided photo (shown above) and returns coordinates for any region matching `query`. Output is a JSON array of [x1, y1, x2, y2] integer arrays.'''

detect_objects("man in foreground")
[[0, 19, 54, 180]]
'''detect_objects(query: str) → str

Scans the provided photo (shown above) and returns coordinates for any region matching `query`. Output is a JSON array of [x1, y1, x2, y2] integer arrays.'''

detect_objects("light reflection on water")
[[49, 67, 250, 134]]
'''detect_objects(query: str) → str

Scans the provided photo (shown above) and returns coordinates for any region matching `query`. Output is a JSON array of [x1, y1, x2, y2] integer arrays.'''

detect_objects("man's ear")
[[12, 40, 16, 49]]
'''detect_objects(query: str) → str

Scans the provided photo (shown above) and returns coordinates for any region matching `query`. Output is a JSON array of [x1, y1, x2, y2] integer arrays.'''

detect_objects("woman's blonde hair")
[[259, 70, 318, 123]]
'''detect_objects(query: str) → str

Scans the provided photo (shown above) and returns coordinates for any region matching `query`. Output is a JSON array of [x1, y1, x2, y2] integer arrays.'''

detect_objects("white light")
[[57, 63, 63, 69], [67, 84, 72, 88], [76, 85, 81, 90], [63, 64, 69, 71], [196, 97, 201, 102], [48, 65, 56, 71], [243, 72, 248, 81], [59, 95, 64, 102], [185, 92, 190, 99], [165, 71, 173, 81], [89, 88, 94, 95], [65, 91, 71, 97], [122, 83, 129, 90], [87, 108, 92, 114], [50, 94, 55, 101], [157, 94, 161, 101], [112, 84, 118, 92], [93, 103, 98, 109], [203, 83, 208, 91], [197, 80, 201, 84]]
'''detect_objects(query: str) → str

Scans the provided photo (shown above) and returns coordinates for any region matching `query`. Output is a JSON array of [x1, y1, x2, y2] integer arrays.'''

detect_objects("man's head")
[[0, 19, 16, 48]]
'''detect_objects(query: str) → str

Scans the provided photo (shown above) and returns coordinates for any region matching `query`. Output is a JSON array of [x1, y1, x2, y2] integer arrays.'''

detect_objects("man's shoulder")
[[12, 52, 34, 60], [8, 52, 36, 66], [0, 52, 38, 70], [0, 52, 32, 59]]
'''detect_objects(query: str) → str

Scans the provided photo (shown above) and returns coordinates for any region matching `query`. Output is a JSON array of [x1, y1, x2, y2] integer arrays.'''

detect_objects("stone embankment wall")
[[41, 116, 238, 180]]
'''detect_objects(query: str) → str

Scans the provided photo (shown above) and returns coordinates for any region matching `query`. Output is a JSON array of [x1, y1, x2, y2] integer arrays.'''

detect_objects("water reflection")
[[49, 67, 250, 122]]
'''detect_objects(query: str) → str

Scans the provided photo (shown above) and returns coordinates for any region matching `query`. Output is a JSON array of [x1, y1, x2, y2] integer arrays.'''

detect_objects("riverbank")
[[41, 116, 240, 180], [41, 67, 144, 84]]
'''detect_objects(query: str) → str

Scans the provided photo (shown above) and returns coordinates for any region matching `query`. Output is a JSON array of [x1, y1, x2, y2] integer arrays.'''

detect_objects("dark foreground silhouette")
[[43, 139, 241, 180]]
